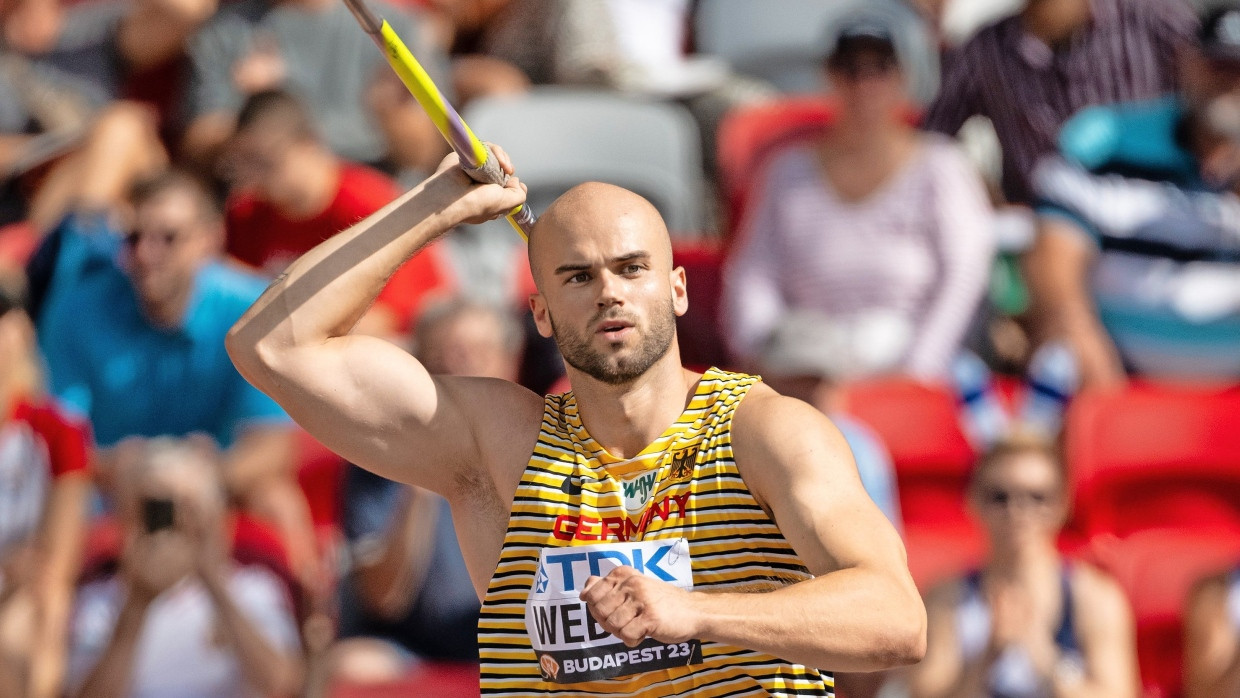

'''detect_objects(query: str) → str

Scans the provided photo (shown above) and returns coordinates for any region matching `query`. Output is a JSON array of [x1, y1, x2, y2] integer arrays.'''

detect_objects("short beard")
[[551, 299, 676, 386]]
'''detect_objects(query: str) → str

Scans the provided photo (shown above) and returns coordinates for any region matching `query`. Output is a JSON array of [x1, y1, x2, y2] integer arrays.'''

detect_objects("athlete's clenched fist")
[[580, 565, 702, 647]]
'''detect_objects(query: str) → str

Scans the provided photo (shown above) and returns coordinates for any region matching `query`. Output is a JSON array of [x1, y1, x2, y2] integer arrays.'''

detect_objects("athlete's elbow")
[[878, 597, 928, 667], [226, 319, 282, 384]]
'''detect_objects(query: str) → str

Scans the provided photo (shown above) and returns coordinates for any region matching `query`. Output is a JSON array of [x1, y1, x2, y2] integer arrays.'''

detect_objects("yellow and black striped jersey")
[[478, 368, 834, 697]]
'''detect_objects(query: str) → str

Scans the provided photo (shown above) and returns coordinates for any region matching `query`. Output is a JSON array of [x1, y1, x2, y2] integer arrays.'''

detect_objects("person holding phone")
[[65, 438, 303, 698]]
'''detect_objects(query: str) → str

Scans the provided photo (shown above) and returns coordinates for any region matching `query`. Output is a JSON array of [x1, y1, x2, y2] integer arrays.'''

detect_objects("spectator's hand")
[[986, 582, 1030, 652], [232, 32, 286, 95], [180, 496, 228, 583], [122, 530, 194, 602], [1075, 336, 1126, 393]]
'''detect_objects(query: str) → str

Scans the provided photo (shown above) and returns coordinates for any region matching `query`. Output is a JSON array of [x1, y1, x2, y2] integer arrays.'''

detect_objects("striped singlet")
[[479, 368, 833, 697]]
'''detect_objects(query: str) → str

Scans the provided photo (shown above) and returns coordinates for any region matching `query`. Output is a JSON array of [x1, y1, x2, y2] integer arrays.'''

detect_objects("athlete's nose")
[[595, 269, 624, 308]]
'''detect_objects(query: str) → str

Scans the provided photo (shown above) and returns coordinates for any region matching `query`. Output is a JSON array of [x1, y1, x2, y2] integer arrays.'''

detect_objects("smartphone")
[[142, 497, 175, 533]]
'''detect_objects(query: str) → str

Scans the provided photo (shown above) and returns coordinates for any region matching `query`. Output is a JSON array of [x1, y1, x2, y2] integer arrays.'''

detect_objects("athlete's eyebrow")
[[553, 251, 651, 276]]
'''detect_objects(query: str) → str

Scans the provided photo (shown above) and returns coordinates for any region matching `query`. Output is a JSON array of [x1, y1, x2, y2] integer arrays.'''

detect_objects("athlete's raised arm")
[[581, 384, 926, 672], [226, 150, 542, 497]]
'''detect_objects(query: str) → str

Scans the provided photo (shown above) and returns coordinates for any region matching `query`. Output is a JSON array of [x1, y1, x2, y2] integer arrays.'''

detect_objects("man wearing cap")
[[1024, 4, 1240, 388]]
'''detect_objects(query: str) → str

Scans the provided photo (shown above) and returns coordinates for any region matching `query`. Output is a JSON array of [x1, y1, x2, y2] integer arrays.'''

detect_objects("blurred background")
[[1, 0, 1240, 696]]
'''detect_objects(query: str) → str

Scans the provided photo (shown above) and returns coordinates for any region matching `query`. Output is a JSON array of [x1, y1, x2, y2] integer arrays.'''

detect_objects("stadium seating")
[[671, 241, 730, 370], [1064, 383, 1240, 538], [840, 378, 987, 588], [716, 97, 834, 243], [693, 0, 939, 100], [1086, 529, 1240, 698], [462, 88, 709, 235]]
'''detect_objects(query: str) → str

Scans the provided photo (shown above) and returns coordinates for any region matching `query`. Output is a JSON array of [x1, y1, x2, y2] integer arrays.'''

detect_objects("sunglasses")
[[828, 54, 899, 80], [981, 486, 1059, 510], [124, 228, 193, 248]]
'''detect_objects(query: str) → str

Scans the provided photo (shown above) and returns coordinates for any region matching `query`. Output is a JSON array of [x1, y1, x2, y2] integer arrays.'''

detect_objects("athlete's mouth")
[[596, 318, 635, 340]]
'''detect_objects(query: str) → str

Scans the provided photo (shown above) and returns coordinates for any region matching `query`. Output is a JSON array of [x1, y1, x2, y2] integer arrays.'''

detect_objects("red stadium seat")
[[840, 378, 986, 588], [1065, 383, 1240, 538], [716, 97, 835, 244], [1086, 529, 1240, 698], [330, 661, 481, 698], [672, 241, 730, 370], [295, 428, 347, 535]]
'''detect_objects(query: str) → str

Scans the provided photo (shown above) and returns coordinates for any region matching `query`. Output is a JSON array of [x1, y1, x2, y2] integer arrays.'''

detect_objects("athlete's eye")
[[567, 271, 590, 284], [621, 264, 645, 275]]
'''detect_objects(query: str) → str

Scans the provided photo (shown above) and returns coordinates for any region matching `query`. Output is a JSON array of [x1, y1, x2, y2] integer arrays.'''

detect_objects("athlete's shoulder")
[[730, 380, 844, 450]]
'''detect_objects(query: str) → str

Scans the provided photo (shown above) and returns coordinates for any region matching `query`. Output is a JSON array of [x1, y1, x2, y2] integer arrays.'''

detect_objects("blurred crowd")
[[1, 0, 1240, 696]]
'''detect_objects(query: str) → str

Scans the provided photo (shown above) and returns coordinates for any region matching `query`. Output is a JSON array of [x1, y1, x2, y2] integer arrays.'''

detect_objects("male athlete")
[[227, 147, 926, 695]]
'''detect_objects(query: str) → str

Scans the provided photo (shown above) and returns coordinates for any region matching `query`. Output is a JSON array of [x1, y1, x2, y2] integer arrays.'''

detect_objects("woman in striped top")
[[722, 6, 994, 380], [227, 147, 926, 696]]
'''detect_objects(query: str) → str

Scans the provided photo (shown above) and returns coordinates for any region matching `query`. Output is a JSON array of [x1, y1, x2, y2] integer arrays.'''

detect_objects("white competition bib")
[[524, 538, 703, 683]]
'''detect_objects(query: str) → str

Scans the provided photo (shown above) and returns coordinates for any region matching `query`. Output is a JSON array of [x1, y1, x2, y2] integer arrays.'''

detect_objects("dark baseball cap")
[[1200, 5, 1240, 62], [827, 17, 898, 62]]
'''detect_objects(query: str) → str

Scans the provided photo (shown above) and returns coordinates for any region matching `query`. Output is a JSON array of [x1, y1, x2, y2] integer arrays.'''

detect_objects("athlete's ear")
[[671, 266, 688, 318], [530, 292, 553, 338]]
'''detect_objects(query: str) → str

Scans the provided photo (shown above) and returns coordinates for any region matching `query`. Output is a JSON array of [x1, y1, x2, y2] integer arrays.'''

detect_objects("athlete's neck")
[[568, 351, 698, 460]]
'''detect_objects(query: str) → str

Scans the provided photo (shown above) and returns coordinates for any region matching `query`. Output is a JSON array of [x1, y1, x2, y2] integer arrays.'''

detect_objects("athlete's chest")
[[542, 438, 706, 545]]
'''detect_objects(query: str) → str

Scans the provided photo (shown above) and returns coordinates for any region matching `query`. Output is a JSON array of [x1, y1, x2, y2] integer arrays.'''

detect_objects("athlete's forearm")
[[228, 173, 463, 359], [691, 567, 926, 673]]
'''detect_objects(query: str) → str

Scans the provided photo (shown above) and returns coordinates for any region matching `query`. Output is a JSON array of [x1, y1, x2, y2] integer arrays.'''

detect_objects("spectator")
[[66, 437, 303, 698], [0, 0, 216, 123], [327, 298, 520, 687], [25, 101, 168, 234], [183, 0, 447, 175], [404, 0, 531, 108], [909, 434, 1138, 698], [721, 5, 994, 380], [1025, 7, 1240, 388], [1, 0, 215, 231], [0, 288, 90, 698], [222, 89, 454, 338], [1184, 565, 1240, 698], [36, 171, 319, 588], [923, 0, 1195, 205], [757, 309, 902, 529], [0, 0, 217, 224]]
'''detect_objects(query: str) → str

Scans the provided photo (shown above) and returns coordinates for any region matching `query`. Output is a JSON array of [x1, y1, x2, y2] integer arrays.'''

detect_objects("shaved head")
[[528, 182, 672, 289], [526, 182, 686, 386]]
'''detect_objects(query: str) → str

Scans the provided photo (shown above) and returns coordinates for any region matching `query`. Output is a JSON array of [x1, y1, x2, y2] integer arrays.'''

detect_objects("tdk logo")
[[543, 543, 679, 592]]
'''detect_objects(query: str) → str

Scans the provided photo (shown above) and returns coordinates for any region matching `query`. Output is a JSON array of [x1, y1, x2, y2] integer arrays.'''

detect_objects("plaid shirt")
[[924, 0, 1195, 204]]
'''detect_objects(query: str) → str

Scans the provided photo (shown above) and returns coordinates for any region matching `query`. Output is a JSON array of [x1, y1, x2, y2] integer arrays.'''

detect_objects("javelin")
[[343, 0, 535, 240]]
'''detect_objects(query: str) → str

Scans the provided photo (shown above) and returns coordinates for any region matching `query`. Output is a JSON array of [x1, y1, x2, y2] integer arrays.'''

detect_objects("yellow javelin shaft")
[[344, 0, 533, 240], [375, 22, 489, 167]]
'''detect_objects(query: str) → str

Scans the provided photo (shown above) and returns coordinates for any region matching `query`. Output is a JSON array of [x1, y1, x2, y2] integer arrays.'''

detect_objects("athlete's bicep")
[[255, 333, 536, 495], [732, 390, 909, 577]]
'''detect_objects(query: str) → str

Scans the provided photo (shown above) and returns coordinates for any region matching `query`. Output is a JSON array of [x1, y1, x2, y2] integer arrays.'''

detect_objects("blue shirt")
[[834, 414, 902, 530], [1034, 103, 1240, 380], [1058, 96, 1198, 185], [40, 250, 289, 448]]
